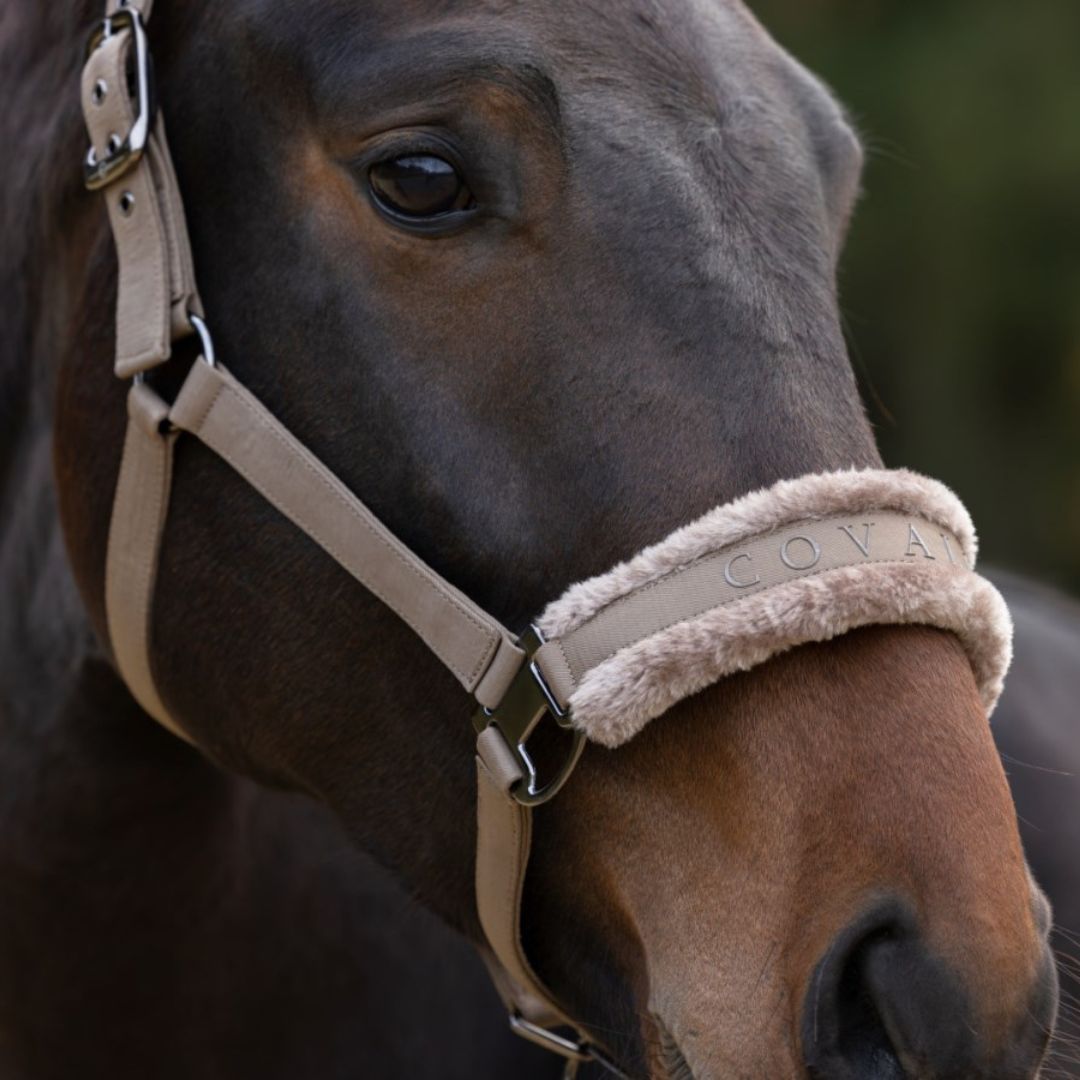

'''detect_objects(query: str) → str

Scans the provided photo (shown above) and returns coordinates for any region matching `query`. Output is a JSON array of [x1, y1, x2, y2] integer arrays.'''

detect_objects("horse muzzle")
[[802, 896, 1058, 1080]]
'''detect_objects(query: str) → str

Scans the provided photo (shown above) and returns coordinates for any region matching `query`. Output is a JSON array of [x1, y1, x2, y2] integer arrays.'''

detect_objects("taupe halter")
[[80, 8, 624, 1069], [80, 5, 1010, 1075]]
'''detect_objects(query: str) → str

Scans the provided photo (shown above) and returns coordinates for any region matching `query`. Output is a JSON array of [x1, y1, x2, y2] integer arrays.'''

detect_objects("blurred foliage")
[[750, 0, 1080, 592]]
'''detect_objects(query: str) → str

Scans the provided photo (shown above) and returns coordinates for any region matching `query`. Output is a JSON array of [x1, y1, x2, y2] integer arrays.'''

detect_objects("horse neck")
[[0, 0, 239, 847], [0, 7, 91, 668]]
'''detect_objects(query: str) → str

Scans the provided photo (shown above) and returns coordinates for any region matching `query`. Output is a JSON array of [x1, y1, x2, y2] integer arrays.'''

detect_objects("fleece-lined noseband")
[[534, 468, 1010, 748], [81, 7, 1012, 1075]]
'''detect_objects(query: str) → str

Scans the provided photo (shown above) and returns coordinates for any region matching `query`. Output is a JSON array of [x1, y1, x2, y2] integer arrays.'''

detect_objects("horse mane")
[[0, 2, 108, 693], [0, 2, 98, 446]]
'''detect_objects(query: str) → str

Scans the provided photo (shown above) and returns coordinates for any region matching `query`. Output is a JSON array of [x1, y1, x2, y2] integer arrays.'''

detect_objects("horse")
[[990, 572, 1080, 1077], [0, 0, 1067, 1076]]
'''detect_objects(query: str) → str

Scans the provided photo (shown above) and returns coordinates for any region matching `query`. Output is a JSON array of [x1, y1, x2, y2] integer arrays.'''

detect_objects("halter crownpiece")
[[79, 6, 1012, 1075]]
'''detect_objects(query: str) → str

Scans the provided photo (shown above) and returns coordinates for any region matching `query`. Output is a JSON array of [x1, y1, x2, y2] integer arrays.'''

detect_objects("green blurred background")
[[750, 0, 1080, 594]]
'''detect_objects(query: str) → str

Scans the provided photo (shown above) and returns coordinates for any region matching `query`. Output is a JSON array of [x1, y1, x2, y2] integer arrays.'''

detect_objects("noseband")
[[79, 5, 1013, 1075]]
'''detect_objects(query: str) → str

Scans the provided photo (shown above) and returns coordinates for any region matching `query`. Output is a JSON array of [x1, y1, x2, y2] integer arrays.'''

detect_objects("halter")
[[79, 5, 1012, 1075]]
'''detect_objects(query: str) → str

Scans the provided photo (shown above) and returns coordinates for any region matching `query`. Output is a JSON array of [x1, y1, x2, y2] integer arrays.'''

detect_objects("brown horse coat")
[[0, 1, 1067, 1076]]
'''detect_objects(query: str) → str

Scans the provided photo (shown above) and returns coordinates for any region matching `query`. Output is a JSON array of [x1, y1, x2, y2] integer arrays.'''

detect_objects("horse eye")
[[368, 154, 473, 219]]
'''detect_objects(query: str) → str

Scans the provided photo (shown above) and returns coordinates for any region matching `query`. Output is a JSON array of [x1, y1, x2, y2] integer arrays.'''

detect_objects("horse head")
[[52, 0, 1055, 1074]]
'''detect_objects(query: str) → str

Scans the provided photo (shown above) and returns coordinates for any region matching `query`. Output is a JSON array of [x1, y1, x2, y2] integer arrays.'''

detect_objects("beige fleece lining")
[[535, 469, 1011, 748]]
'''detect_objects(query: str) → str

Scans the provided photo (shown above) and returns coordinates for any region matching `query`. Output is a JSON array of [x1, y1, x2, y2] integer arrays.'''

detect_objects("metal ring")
[[511, 726, 586, 807], [508, 1015, 633, 1079], [509, 1015, 591, 1063], [188, 312, 215, 367]]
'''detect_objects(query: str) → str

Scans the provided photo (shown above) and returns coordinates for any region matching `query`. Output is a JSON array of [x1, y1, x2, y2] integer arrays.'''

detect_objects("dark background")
[[751, 0, 1080, 594]]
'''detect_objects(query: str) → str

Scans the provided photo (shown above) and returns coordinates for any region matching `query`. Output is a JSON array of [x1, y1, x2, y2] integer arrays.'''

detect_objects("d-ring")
[[189, 312, 215, 367]]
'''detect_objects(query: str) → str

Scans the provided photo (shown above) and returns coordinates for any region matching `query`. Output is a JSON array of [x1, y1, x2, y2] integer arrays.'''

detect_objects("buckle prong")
[[83, 6, 154, 190]]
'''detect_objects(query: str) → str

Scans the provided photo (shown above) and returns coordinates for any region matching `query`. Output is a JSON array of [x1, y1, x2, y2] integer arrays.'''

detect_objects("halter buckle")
[[509, 1014, 632, 1079], [509, 1014, 591, 1063], [83, 6, 154, 190], [473, 626, 585, 807]]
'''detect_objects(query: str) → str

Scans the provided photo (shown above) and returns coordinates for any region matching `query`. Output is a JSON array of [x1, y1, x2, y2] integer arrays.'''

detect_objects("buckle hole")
[[118, 190, 135, 216]]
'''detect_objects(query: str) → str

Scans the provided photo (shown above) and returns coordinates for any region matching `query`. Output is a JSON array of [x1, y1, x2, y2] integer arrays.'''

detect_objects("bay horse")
[[0, 0, 1064, 1076]]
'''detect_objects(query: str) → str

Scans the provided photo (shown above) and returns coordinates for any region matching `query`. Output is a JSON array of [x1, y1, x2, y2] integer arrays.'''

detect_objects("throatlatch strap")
[[104, 384, 191, 742]]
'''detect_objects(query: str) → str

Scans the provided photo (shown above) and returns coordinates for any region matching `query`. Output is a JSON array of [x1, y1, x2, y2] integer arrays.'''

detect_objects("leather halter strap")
[[80, 4, 599, 1067], [168, 359, 526, 707]]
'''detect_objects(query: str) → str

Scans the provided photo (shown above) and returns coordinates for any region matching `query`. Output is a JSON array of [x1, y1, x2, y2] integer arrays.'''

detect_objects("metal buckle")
[[510, 1014, 591, 1062], [509, 1014, 632, 1079], [83, 5, 154, 190], [473, 625, 585, 807]]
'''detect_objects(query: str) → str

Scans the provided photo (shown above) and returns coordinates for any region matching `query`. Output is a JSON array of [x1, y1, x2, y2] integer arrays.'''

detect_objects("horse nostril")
[[803, 902, 910, 1079], [801, 899, 1056, 1080]]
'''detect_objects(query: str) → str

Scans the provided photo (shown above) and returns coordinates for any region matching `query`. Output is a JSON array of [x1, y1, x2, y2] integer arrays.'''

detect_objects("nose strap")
[[532, 468, 1011, 748]]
